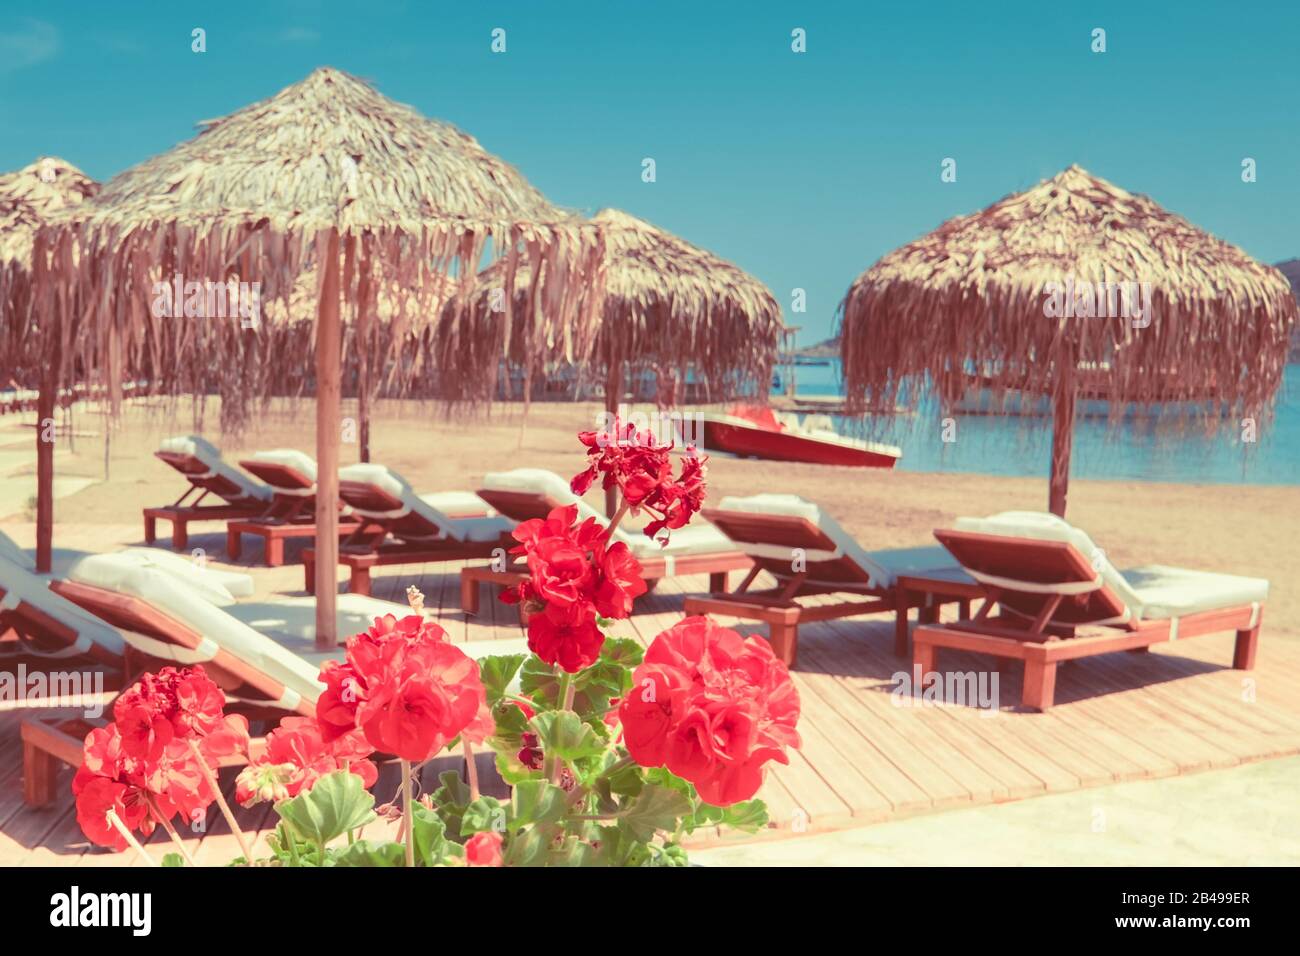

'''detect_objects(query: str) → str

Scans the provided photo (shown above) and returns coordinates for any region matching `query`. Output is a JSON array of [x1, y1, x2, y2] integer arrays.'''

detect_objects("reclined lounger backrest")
[[158, 435, 272, 505], [338, 463, 461, 542], [942, 511, 1144, 626], [0, 553, 126, 664], [706, 494, 887, 590], [240, 448, 319, 496], [55, 554, 323, 713]]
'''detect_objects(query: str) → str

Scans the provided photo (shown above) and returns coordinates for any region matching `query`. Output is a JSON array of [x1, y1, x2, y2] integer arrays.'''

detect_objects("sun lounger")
[[1, 551, 127, 669], [49, 553, 324, 717], [0, 527, 256, 598], [302, 464, 510, 596], [462, 468, 754, 614], [680, 493, 978, 666], [145, 436, 273, 550], [226, 449, 382, 566], [914, 511, 1268, 710]]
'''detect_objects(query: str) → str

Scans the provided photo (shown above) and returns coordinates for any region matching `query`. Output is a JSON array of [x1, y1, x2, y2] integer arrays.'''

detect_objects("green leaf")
[[520, 657, 562, 705], [508, 779, 567, 831], [621, 784, 692, 842], [718, 799, 769, 833], [599, 637, 644, 668], [428, 770, 473, 841], [275, 771, 376, 847], [530, 711, 604, 762], [460, 796, 508, 836], [502, 826, 548, 867], [411, 803, 460, 866], [161, 852, 185, 868], [478, 654, 526, 701], [330, 840, 406, 867]]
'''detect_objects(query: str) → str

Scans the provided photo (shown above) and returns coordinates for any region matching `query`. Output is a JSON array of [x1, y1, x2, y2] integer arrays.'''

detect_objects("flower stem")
[[560, 672, 575, 712], [604, 498, 630, 541], [107, 809, 158, 866], [186, 738, 254, 864], [462, 738, 480, 801], [401, 759, 415, 868], [148, 797, 197, 867]]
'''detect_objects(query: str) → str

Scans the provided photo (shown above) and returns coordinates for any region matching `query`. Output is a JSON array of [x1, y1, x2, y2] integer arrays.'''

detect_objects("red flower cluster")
[[235, 716, 378, 807], [570, 416, 709, 541], [465, 830, 504, 867], [618, 617, 801, 806], [74, 666, 248, 851], [502, 504, 647, 672], [316, 613, 488, 763]]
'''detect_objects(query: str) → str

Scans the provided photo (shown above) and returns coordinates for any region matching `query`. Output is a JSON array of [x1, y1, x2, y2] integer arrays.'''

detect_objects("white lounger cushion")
[[481, 467, 732, 557], [340, 463, 511, 543], [1119, 565, 1268, 620], [951, 511, 1268, 621], [716, 493, 961, 589], [160, 435, 272, 502], [0, 553, 127, 657], [65, 554, 324, 707], [0, 529, 255, 599], [249, 448, 318, 483]]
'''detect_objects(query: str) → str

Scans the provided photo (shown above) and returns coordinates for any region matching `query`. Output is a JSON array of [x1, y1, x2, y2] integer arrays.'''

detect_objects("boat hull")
[[701, 419, 899, 468]]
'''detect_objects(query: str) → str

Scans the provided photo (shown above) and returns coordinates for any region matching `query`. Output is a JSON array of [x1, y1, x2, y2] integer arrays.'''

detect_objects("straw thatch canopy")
[[31, 67, 602, 641], [34, 67, 602, 422], [0, 157, 97, 382], [839, 165, 1297, 514], [454, 208, 782, 402]]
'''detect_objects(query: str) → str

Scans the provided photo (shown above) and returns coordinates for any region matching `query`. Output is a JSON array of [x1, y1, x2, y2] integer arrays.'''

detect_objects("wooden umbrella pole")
[[315, 229, 342, 649], [1048, 350, 1076, 518], [356, 249, 372, 464], [34, 286, 62, 574], [604, 360, 623, 517]]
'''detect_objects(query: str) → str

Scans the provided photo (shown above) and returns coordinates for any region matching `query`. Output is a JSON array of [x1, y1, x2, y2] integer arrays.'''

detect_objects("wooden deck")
[[4, 520, 1300, 864]]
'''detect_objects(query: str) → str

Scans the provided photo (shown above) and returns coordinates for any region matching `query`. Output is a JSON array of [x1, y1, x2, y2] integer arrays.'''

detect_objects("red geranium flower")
[[569, 416, 709, 544], [619, 616, 801, 806], [235, 715, 378, 807], [465, 830, 504, 867], [592, 539, 647, 618], [112, 666, 227, 760], [355, 639, 487, 762], [526, 602, 605, 673]]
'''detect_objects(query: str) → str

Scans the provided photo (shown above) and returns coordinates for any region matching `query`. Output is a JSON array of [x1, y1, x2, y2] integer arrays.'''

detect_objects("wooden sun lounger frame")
[[302, 477, 509, 596], [680, 507, 979, 667], [912, 529, 1263, 711], [225, 457, 384, 566], [144, 450, 272, 551], [460, 488, 754, 618]]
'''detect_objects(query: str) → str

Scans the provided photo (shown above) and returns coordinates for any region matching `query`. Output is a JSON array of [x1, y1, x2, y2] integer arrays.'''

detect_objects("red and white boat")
[[700, 405, 901, 468]]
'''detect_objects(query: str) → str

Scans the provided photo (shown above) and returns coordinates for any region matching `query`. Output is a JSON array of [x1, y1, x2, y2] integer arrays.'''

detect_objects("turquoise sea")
[[778, 361, 1300, 486]]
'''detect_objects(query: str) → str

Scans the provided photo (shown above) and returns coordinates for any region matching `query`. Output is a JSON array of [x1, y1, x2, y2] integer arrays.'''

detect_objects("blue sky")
[[2, 0, 1298, 344]]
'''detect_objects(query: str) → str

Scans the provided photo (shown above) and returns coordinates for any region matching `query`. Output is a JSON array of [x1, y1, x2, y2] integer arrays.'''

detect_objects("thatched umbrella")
[[1, 157, 98, 381], [34, 67, 602, 645], [840, 165, 1298, 515], [457, 208, 783, 512], [1, 158, 98, 566]]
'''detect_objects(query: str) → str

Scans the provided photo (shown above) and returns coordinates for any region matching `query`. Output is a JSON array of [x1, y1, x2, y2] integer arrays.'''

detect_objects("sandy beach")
[[6, 396, 1297, 641]]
